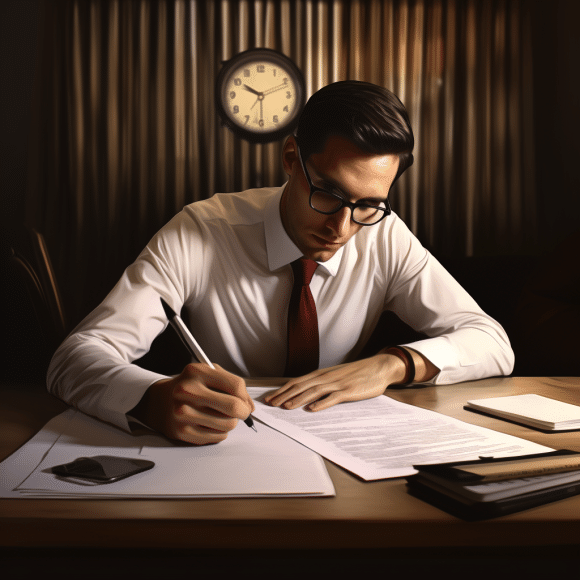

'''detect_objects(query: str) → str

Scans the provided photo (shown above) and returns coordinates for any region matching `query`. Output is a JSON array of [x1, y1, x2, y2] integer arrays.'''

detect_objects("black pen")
[[160, 297, 257, 432]]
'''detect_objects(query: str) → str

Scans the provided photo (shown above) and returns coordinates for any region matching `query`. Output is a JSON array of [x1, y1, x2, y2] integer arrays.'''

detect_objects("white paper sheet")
[[249, 389, 553, 481], [0, 408, 335, 498]]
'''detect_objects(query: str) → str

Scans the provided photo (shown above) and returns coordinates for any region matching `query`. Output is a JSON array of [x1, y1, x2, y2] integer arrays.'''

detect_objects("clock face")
[[216, 49, 305, 143]]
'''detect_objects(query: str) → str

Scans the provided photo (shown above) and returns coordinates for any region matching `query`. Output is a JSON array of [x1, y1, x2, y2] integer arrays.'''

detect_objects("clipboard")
[[412, 449, 580, 483]]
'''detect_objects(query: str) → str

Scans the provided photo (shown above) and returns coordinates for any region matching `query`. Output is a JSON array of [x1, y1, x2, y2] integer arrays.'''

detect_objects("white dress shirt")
[[48, 185, 514, 431]]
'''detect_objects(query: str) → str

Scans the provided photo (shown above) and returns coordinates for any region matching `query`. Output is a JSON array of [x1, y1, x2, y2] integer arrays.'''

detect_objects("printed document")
[[249, 388, 552, 481]]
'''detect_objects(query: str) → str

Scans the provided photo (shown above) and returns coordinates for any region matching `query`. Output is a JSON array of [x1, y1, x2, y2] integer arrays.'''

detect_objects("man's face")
[[280, 135, 400, 262]]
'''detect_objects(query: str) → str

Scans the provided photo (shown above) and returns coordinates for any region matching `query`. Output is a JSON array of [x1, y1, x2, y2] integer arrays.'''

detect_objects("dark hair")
[[294, 81, 414, 183]]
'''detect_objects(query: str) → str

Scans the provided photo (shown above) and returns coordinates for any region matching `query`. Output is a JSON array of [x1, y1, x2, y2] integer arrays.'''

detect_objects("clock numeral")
[[257, 64, 265, 73], [286, 91, 292, 99], [283, 105, 289, 112], [283, 77, 288, 84], [259, 119, 264, 127], [273, 68, 277, 76], [234, 78, 242, 86], [230, 91, 236, 99], [273, 115, 279, 123], [244, 69, 250, 77], [244, 115, 250, 125], [233, 105, 239, 114]]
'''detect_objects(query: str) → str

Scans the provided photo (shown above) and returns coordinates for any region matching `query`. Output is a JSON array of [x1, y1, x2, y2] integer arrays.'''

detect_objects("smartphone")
[[51, 455, 155, 483]]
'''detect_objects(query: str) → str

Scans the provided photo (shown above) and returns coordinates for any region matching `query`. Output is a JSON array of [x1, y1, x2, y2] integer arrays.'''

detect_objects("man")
[[48, 81, 514, 445]]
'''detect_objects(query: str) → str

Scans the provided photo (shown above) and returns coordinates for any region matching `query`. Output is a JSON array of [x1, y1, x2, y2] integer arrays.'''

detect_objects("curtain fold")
[[27, 0, 536, 324]]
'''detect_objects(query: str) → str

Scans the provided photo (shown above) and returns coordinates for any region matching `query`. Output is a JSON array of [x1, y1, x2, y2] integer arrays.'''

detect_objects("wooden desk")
[[1, 377, 579, 570]]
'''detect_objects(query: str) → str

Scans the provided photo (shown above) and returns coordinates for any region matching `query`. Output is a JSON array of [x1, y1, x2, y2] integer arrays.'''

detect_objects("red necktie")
[[285, 258, 319, 377]]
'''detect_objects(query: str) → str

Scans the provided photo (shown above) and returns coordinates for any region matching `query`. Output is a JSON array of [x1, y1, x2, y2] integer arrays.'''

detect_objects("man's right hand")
[[130, 363, 255, 445]]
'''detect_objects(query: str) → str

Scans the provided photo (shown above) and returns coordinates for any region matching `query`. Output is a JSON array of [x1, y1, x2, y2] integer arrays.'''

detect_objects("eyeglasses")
[[296, 142, 391, 226]]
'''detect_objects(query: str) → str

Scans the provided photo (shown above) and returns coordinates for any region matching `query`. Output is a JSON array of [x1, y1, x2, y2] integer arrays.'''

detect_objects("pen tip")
[[245, 415, 257, 432]]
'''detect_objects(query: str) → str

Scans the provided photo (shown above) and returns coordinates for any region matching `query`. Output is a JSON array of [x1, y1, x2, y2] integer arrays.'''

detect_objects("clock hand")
[[243, 84, 263, 97], [262, 81, 289, 97], [244, 84, 265, 111]]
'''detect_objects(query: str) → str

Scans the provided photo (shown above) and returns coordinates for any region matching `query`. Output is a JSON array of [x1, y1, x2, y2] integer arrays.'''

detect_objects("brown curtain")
[[27, 0, 536, 325]]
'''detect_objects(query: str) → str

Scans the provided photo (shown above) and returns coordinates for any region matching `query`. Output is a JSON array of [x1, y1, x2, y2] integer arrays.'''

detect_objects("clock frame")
[[215, 48, 306, 143]]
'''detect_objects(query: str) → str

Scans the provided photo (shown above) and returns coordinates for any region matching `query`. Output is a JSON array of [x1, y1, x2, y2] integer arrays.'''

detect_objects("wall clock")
[[215, 48, 305, 143]]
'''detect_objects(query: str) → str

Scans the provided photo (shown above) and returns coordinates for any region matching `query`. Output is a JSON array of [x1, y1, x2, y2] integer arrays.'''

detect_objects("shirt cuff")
[[74, 366, 168, 433], [400, 336, 462, 385]]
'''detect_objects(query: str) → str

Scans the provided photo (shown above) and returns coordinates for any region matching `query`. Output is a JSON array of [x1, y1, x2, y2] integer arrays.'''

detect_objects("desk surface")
[[1, 377, 579, 551]]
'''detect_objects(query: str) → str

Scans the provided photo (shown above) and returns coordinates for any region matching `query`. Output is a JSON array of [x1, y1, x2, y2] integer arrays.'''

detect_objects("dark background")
[[2, 0, 579, 255]]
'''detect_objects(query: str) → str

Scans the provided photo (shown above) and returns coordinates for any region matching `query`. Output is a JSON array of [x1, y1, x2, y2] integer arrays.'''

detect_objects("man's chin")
[[303, 248, 338, 262]]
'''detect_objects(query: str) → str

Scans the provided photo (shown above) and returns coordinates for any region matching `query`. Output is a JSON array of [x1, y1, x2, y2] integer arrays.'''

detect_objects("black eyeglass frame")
[[295, 141, 392, 226]]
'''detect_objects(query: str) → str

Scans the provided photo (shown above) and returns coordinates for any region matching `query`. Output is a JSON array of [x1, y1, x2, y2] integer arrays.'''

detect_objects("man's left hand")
[[263, 353, 406, 411]]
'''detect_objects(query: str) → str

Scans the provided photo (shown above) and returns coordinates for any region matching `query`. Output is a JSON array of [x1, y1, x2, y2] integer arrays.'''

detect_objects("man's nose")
[[326, 207, 352, 237]]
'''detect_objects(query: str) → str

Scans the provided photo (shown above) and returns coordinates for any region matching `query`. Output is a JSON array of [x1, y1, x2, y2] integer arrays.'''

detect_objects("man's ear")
[[282, 135, 299, 176]]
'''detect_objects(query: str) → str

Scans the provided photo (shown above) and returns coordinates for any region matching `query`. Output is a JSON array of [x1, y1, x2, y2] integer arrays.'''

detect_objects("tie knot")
[[292, 258, 318, 286]]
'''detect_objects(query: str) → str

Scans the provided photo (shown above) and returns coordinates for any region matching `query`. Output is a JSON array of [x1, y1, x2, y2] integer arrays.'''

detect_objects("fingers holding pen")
[[172, 407, 234, 445], [137, 363, 255, 445], [204, 363, 255, 413], [178, 363, 255, 417], [170, 384, 249, 444]]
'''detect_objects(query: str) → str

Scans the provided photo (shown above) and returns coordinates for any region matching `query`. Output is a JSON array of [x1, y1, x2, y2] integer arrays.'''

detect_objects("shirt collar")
[[264, 184, 343, 276]]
